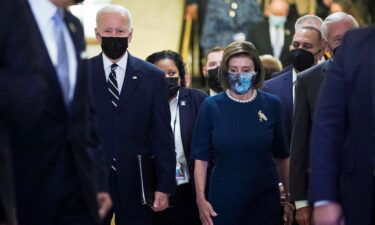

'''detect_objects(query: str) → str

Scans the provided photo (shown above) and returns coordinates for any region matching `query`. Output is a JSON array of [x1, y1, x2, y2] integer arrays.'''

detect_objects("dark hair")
[[219, 41, 265, 90], [146, 50, 186, 87], [204, 46, 225, 63]]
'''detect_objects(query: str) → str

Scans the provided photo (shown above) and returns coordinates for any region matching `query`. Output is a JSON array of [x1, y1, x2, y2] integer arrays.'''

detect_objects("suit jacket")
[[248, 19, 294, 67], [177, 88, 208, 179], [262, 69, 293, 148], [289, 60, 330, 202], [0, 122, 16, 225], [2, 2, 105, 224], [89, 53, 176, 216], [0, 1, 28, 225], [309, 26, 375, 225]]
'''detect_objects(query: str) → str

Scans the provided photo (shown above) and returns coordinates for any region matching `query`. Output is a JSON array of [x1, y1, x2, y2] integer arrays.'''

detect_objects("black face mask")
[[100, 36, 128, 60], [207, 67, 223, 93], [166, 77, 180, 98], [332, 46, 340, 56], [291, 48, 319, 72]]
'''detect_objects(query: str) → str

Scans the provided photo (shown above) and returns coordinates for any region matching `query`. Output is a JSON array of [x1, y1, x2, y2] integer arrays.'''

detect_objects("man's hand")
[[283, 202, 294, 225], [97, 192, 112, 221], [295, 206, 312, 225], [314, 202, 344, 225], [152, 191, 169, 212]]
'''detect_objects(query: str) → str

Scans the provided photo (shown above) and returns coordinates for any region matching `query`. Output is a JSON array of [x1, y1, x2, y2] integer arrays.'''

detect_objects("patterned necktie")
[[108, 64, 120, 109], [108, 64, 119, 171], [53, 9, 70, 105]]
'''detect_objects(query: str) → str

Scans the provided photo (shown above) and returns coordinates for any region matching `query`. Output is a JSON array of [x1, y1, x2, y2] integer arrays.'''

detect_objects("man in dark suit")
[[0, 1, 28, 224], [1, 0, 111, 224], [262, 25, 324, 148], [89, 5, 176, 225], [248, 0, 294, 67], [290, 12, 359, 225], [309, 26, 375, 225]]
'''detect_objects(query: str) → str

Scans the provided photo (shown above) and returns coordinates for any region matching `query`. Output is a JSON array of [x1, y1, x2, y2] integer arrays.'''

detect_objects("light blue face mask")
[[269, 15, 287, 27], [227, 71, 256, 95]]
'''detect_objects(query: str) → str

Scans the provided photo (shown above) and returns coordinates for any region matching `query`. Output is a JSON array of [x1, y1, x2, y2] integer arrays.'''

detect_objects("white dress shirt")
[[28, 0, 77, 101], [102, 52, 128, 94], [170, 91, 190, 185], [292, 68, 298, 103], [292, 68, 310, 209], [209, 89, 219, 96], [269, 24, 285, 59]]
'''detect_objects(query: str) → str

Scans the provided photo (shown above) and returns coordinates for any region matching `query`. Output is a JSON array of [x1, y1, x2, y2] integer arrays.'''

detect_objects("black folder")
[[137, 155, 156, 206]]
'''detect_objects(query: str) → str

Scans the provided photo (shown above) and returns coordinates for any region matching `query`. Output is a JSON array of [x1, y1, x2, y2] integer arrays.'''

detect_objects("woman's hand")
[[283, 201, 295, 225], [197, 197, 217, 225]]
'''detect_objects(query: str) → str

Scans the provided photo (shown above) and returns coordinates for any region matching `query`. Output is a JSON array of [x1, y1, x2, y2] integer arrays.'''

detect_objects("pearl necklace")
[[226, 89, 257, 103]]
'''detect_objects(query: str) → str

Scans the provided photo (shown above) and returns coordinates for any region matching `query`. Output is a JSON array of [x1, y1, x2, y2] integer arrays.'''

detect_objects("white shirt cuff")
[[295, 200, 309, 209], [314, 200, 332, 207]]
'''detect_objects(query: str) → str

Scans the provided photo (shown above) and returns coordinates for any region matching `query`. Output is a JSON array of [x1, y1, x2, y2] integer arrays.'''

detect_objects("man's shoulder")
[[299, 61, 327, 81], [265, 69, 292, 85], [344, 26, 375, 47], [128, 54, 164, 77]]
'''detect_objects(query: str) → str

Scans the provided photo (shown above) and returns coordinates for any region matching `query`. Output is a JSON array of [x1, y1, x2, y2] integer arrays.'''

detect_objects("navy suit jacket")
[[177, 88, 208, 178], [0, 1, 27, 225], [1, 2, 106, 224], [309, 26, 375, 225], [89, 53, 176, 216], [262, 69, 293, 147]]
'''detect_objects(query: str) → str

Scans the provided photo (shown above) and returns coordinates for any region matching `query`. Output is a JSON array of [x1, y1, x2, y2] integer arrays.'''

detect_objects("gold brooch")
[[258, 110, 268, 122]]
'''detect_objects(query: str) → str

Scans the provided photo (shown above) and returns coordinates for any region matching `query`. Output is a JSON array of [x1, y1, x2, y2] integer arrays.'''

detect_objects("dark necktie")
[[107, 64, 120, 171], [108, 64, 120, 109]]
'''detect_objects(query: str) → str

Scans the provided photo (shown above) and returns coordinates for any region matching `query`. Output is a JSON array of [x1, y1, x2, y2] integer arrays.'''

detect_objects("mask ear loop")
[[250, 71, 257, 88]]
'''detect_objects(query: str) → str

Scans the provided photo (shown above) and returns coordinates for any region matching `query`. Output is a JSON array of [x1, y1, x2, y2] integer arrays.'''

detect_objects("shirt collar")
[[170, 90, 180, 104], [28, 0, 58, 27], [293, 68, 298, 83], [102, 51, 128, 71]]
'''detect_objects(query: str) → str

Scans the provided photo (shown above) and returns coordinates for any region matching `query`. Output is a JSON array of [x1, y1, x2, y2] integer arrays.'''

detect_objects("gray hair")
[[295, 15, 323, 31], [321, 12, 359, 39], [96, 5, 132, 29]]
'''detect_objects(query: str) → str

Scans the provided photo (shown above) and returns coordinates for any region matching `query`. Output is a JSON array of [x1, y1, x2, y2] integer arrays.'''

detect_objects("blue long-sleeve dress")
[[191, 91, 289, 225]]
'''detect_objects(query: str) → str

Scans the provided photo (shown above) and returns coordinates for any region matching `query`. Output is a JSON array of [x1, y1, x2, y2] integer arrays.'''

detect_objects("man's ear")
[[95, 28, 101, 44], [127, 28, 134, 43], [202, 65, 208, 78]]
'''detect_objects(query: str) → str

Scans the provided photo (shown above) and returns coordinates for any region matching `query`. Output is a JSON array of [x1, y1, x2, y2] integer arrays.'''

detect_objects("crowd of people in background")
[[1, 0, 375, 225]]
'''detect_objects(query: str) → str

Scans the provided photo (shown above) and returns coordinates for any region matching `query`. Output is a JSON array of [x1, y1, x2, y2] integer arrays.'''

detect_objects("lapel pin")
[[258, 110, 268, 122], [132, 76, 138, 80], [285, 29, 290, 36], [181, 100, 186, 106]]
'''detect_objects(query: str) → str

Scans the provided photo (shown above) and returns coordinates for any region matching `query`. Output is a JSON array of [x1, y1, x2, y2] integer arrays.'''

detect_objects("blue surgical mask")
[[227, 71, 256, 95], [269, 15, 287, 27]]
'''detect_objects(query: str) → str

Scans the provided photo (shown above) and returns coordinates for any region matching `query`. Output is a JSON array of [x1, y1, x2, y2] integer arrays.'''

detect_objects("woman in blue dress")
[[191, 41, 293, 225]]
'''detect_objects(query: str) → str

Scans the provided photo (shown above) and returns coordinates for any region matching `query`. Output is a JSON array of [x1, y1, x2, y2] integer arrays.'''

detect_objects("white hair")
[[295, 15, 323, 31], [96, 4, 132, 29], [321, 12, 359, 39]]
